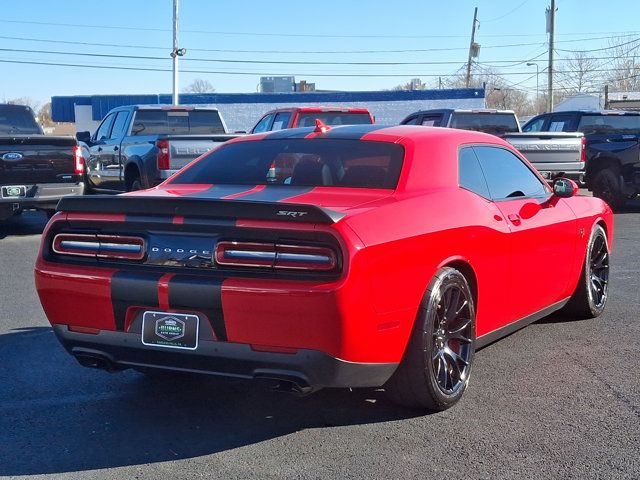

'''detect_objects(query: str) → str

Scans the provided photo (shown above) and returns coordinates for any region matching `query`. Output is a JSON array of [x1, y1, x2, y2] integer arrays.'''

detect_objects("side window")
[[548, 114, 577, 132], [109, 111, 129, 139], [402, 116, 420, 125], [271, 112, 291, 131], [522, 117, 545, 132], [94, 113, 116, 141], [473, 146, 548, 200], [421, 115, 442, 127], [252, 114, 274, 133], [458, 147, 490, 199]]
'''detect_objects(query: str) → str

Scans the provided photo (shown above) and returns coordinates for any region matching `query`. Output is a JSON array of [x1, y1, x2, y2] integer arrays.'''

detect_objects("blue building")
[[52, 88, 485, 133]]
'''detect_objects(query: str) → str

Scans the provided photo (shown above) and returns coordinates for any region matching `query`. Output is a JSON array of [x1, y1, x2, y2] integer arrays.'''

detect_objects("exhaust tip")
[[74, 353, 121, 372]]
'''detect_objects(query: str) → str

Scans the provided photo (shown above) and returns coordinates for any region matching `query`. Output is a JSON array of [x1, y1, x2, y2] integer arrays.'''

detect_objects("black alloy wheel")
[[385, 267, 476, 411], [431, 282, 474, 395], [564, 224, 610, 319]]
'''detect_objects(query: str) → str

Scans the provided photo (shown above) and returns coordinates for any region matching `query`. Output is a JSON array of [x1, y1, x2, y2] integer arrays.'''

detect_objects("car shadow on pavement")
[[0, 327, 421, 476], [0, 211, 48, 239]]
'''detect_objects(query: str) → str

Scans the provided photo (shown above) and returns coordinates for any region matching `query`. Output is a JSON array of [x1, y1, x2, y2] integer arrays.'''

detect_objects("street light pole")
[[527, 62, 540, 114], [172, 0, 179, 105]]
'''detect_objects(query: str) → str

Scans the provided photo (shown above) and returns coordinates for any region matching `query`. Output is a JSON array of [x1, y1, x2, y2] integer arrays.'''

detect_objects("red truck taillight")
[[52, 233, 146, 260], [215, 241, 337, 271], [73, 145, 85, 174], [580, 136, 587, 163], [156, 139, 170, 170]]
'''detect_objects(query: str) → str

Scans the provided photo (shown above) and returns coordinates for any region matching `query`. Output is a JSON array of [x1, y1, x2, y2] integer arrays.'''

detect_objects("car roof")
[[242, 123, 508, 144], [532, 110, 640, 116], [261, 106, 371, 115], [405, 108, 516, 116]]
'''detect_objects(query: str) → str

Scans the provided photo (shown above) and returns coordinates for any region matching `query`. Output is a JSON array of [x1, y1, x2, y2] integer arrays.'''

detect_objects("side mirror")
[[552, 177, 579, 198], [76, 131, 91, 144]]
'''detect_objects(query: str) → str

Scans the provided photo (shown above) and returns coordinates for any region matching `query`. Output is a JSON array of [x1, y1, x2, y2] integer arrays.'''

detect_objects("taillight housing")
[[580, 136, 587, 163], [52, 233, 146, 260], [73, 145, 85, 175], [156, 139, 170, 170], [215, 241, 337, 272]]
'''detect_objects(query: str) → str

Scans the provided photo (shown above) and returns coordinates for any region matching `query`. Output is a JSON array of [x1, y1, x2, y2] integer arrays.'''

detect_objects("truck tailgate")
[[0, 135, 77, 185], [167, 134, 243, 171], [504, 132, 584, 177]]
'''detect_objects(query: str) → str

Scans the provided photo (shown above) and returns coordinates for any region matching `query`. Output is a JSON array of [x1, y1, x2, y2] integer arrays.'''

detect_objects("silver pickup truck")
[[503, 132, 585, 183]]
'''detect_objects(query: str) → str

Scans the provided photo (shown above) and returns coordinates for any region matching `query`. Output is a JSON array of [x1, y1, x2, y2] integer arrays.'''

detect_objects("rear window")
[[296, 113, 373, 128], [131, 110, 225, 135], [449, 113, 520, 135], [171, 139, 404, 189], [0, 104, 41, 134], [577, 114, 640, 134]]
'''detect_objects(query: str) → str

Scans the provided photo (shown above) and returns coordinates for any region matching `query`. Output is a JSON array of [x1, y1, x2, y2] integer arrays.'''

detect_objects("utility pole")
[[546, 0, 556, 112], [171, 0, 181, 105], [465, 7, 478, 88]]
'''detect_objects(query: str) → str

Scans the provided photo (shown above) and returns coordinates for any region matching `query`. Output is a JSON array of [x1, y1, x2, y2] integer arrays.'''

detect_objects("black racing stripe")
[[236, 185, 313, 202], [186, 184, 258, 199], [168, 275, 226, 341], [125, 214, 173, 224], [111, 271, 163, 331], [321, 124, 391, 139], [263, 128, 314, 139]]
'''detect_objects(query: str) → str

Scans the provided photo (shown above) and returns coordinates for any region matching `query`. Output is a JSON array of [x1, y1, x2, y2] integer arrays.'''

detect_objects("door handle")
[[507, 213, 521, 225], [97, 147, 103, 152], [113, 146, 119, 151]]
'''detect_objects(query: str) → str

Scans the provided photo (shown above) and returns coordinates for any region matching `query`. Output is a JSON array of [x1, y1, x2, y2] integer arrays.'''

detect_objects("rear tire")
[[563, 225, 610, 319], [385, 267, 476, 411], [126, 171, 143, 192], [592, 167, 625, 210]]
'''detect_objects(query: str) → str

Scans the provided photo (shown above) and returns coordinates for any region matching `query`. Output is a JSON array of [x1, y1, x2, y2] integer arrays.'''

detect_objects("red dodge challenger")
[[35, 123, 613, 410]]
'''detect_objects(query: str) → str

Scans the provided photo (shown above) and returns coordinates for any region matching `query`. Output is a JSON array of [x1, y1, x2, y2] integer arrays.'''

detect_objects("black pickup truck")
[[400, 108, 521, 136], [522, 110, 640, 208], [0, 104, 85, 221], [78, 105, 241, 193]]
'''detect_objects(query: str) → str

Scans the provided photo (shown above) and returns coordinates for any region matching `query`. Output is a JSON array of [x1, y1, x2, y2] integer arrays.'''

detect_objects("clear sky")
[[0, 0, 638, 105]]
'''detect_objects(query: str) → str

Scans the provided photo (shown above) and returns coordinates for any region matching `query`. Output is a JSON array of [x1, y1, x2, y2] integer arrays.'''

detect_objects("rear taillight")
[[215, 241, 337, 271], [53, 233, 146, 260], [156, 139, 170, 170], [580, 137, 587, 163], [73, 145, 85, 174]]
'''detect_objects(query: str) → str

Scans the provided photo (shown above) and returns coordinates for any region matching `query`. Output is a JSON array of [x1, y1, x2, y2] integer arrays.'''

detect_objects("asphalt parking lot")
[[0, 204, 638, 480]]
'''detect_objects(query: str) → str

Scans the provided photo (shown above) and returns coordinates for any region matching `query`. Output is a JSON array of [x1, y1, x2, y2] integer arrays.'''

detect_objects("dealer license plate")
[[141, 311, 199, 350], [1, 185, 26, 198]]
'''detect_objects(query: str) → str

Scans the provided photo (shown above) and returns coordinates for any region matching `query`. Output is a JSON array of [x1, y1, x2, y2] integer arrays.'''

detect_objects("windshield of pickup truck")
[[131, 109, 226, 135], [171, 139, 403, 189], [296, 113, 373, 127], [0, 104, 42, 134], [577, 114, 640, 134], [449, 113, 520, 136]]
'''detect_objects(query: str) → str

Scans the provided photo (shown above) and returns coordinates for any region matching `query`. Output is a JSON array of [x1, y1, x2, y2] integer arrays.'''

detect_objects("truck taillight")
[[52, 233, 146, 260], [156, 139, 170, 170], [215, 241, 337, 271], [73, 145, 85, 174], [580, 137, 587, 163]]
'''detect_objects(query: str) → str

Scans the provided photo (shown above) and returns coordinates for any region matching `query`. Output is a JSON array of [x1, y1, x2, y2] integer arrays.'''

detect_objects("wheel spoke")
[[443, 346, 470, 367]]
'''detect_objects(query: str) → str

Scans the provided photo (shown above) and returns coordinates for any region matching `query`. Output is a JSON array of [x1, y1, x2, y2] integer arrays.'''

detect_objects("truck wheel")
[[592, 167, 625, 210], [385, 267, 475, 411], [127, 172, 142, 192]]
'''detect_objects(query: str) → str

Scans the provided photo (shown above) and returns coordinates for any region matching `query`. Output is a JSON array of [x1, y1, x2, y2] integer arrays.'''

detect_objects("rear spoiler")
[[56, 195, 345, 224]]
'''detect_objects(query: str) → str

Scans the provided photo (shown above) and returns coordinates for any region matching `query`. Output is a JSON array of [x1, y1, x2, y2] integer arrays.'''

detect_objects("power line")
[[480, 0, 530, 23], [1, 18, 639, 39]]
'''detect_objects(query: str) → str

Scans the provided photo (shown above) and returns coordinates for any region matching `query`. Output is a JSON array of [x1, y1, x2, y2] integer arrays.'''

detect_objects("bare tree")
[[182, 79, 216, 93], [605, 37, 640, 92], [38, 102, 53, 127], [558, 51, 601, 93], [444, 68, 535, 117], [391, 78, 428, 91]]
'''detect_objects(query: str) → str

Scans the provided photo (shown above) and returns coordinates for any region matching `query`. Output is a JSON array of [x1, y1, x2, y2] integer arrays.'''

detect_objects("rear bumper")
[[52, 324, 398, 391], [0, 182, 84, 218], [531, 164, 585, 185]]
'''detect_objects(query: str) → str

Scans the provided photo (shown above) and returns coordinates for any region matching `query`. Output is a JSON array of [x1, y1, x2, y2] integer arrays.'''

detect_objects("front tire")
[[564, 224, 610, 319], [385, 267, 476, 411]]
